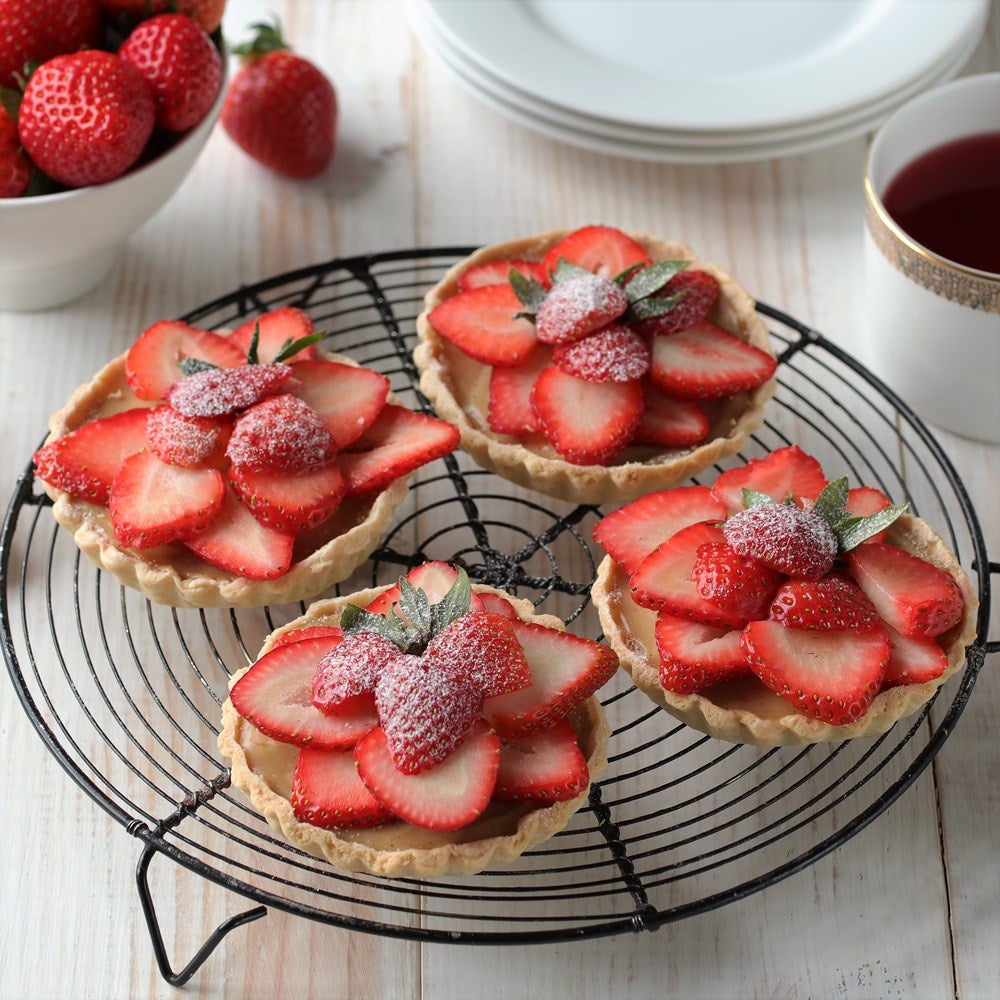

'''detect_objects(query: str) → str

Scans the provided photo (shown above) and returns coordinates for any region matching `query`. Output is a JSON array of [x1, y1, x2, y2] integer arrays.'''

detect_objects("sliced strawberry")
[[494, 720, 589, 803], [108, 450, 225, 549], [535, 274, 628, 345], [741, 619, 890, 725], [228, 462, 345, 533], [723, 502, 838, 580], [541, 225, 652, 281], [691, 542, 783, 620], [633, 269, 720, 336], [630, 384, 710, 449], [427, 284, 538, 367], [711, 445, 828, 513], [487, 345, 551, 436], [768, 576, 880, 631], [457, 258, 549, 292], [483, 620, 618, 737], [654, 612, 749, 694], [364, 561, 485, 617], [272, 625, 344, 649], [847, 486, 894, 543], [629, 521, 748, 628], [474, 591, 520, 621], [33, 408, 150, 504], [227, 307, 318, 363], [146, 405, 230, 468], [291, 746, 395, 829], [288, 359, 389, 450], [230, 635, 378, 749], [165, 363, 293, 418], [845, 542, 964, 639], [226, 394, 337, 472], [592, 484, 726, 576], [551, 324, 649, 381], [649, 320, 776, 400], [184, 485, 295, 579], [338, 404, 460, 496], [125, 320, 245, 401], [882, 624, 948, 687], [354, 719, 500, 831], [530, 366, 643, 465], [311, 631, 399, 711]]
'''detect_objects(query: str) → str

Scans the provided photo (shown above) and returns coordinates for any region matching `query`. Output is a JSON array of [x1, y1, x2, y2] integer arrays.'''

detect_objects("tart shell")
[[218, 584, 611, 877], [414, 230, 777, 505]]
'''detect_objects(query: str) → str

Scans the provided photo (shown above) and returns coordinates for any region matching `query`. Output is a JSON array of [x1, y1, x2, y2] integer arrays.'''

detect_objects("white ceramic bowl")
[[0, 62, 226, 312]]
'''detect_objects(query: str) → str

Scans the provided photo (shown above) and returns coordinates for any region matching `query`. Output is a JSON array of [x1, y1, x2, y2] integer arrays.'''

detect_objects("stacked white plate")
[[408, 0, 989, 163]]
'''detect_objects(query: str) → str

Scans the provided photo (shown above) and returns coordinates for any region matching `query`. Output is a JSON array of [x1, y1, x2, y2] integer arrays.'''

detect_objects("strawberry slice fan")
[[0, 247, 992, 985]]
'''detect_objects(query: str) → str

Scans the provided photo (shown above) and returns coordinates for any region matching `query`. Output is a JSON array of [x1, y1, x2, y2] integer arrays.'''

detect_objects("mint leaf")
[[272, 329, 327, 363], [812, 477, 849, 527], [246, 322, 261, 364], [430, 566, 472, 633], [624, 260, 688, 303], [397, 576, 431, 638], [624, 292, 684, 323], [741, 487, 775, 509], [178, 357, 218, 376], [551, 257, 592, 283], [835, 504, 908, 552], [509, 268, 548, 316], [340, 602, 410, 650]]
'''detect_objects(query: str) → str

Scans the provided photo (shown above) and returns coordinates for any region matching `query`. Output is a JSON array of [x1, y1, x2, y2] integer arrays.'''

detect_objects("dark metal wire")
[[1, 249, 994, 974]]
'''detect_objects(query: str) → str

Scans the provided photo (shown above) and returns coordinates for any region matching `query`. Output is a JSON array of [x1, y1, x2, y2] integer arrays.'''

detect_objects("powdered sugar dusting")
[[312, 632, 399, 711], [166, 363, 292, 417], [146, 405, 228, 467], [552, 324, 650, 383], [226, 394, 337, 471], [535, 273, 628, 344], [724, 504, 838, 580]]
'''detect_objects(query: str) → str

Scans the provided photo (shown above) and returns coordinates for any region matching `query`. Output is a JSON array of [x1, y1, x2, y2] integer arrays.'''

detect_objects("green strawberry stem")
[[230, 19, 293, 59]]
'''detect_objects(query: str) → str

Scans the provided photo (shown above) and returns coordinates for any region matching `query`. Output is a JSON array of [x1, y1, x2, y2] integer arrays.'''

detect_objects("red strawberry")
[[228, 461, 345, 533], [288, 359, 389, 451], [311, 631, 399, 712], [741, 619, 890, 725], [291, 746, 394, 829], [711, 445, 828, 514], [691, 542, 783, 620], [33, 408, 149, 504], [0, 0, 102, 89], [592, 484, 727, 576], [654, 612, 748, 694], [530, 366, 643, 465], [845, 542, 964, 639], [364, 561, 485, 617], [184, 485, 295, 579], [226, 394, 337, 472], [723, 502, 838, 580], [117, 13, 222, 132], [630, 384, 710, 449], [0, 104, 31, 198], [230, 635, 379, 750], [487, 345, 551, 436], [633, 269, 719, 336], [846, 486, 893, 543], [337, 404, 460, 496], [649, 320, 776, 400], [17, 50, 155, 188], [165, 363, 293, 417], [768, 576, 880, 631], [354, 719, 500, 831], [541, 225, 652, 281], [126, 320, 245, 402], [493, 720, 589, 803], [483, 619, 618, 737], [427, 284, 538, 367], [145, 405, 230, 468], [227, 307, 318, 364], [534, 274, 628, 345], [551, 324, 649, 382], [272, 624, 344, 649], [108, 449, 225, 548], [882, 624, 948, 687], [457, 258, 549, 292], [97, 0, 225, 33], [221, 19, 336, 177]]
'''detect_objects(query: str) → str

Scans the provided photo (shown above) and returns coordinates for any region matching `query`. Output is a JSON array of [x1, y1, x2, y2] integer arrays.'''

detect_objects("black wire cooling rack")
[[2, 248, 995, 987]]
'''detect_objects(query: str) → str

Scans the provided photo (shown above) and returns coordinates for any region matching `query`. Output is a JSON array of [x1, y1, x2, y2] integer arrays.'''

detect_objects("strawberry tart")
[[218, 561, 616, 876], [414, 225, 777, 505], [32, 308, 460, 608], [591, 446, 978, 745]]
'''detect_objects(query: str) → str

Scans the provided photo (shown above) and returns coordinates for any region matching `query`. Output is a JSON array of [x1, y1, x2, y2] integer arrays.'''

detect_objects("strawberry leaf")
[[835, 504, 908, 552]]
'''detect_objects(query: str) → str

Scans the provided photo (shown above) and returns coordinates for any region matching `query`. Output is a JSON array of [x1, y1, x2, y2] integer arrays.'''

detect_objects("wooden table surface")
[[2, 2, 997, 998]]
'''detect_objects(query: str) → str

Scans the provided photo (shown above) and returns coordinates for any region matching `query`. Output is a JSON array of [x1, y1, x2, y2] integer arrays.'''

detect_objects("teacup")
[[863, 72, 1000, 443]]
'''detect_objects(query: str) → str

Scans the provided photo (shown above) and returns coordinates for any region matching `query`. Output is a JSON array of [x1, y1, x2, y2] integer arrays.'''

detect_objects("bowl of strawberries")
[[0, 0, 226, 311]]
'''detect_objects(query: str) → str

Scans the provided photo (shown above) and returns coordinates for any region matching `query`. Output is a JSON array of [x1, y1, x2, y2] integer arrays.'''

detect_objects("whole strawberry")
[[0, 0, 102, 88], [221, 19, 336, 178], [118, 13, 222, 132], [18, 50, 155, 187], [97, 0, 226, 34], [0, 103, 31, 197]]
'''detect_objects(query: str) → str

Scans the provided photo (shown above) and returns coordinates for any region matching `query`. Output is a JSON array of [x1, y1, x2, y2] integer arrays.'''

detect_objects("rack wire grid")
[[2, 248, 995, 986]]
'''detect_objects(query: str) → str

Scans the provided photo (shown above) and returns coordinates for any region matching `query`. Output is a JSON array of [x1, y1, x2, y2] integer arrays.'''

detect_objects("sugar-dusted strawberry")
[[165, 363, 293, 418], [633, 269, 720, 336], [354, 719, 500, 831], [427, 284, 538, 367], [630, 384, 710, 449], [145, 405, 230, 468], [487, 346, 551, 436], [338, 404, 460, 496], [723, 502, 838, 581], [768, 576, 880, 631], [592, 484, 727, 576], [654, 612, 748, 694], [457, 259, 549, 292], [33, 408, 149, 504], [230, 635, 379, 750], [272, 624, 344, 649], [312, 631, 400, 712], [882, 624, 948, 687], [483, 619, 618, 737], [0, 0, 103, 89], [117, 13, 222, 132], [493, 720, 589, 803], [530, 365, 643, 465], [845, 542, 964, 639], [228, 461, 345, 533], [541, 225, 652, 281], [364, 560, 484, 617], [97, 0, 225, 33], [551, 324, 649, 382], [227, 307, 318, 364], [0, 105, 31, 198], [691, 542, 783, 620], [741, 619, 891, 725], [291, 746, 395, 829], [226, 394, 337, 472], [535, 273, 628, 346], [126, 320, 245, 402], [649, 320, 776, 400], [711, 445, 828, 513]]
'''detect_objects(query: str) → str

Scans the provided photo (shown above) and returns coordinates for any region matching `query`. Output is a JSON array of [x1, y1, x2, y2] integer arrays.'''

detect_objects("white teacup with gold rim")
[[863, 72, 1000, 443]]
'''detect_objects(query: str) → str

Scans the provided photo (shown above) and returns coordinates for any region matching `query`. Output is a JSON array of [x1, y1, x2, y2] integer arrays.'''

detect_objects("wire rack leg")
[[135, 842, 268, 987]]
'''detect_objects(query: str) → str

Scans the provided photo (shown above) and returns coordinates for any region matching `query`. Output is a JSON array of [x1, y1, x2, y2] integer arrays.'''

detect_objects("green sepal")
[[178, 357, 218, 376], [834, 505, 908, 553], [272, 329, 327, 363], [230, 19, 291, 58], [509, 268, 548, 317]]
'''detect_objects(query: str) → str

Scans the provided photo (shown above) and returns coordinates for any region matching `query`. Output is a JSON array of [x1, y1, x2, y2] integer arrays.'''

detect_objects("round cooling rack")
[[2, 248, 995, 986]]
